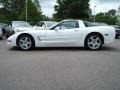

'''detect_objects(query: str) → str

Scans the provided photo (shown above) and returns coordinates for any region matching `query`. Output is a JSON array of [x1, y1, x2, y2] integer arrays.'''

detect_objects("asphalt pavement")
[[0, 39, 120, 90]]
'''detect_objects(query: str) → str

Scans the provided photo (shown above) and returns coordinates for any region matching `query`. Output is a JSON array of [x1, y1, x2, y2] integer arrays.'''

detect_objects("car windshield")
[[46, 21, 58, 28], [12, 21, 31, 28]]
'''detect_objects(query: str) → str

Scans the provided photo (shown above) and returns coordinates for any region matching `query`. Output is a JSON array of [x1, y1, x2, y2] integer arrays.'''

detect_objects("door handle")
[[74, 29, 79, 32]]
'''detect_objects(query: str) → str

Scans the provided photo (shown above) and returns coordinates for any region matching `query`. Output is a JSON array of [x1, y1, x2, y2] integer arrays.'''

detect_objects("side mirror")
[[41, 27, 47, 30], [41, 25, 47, 30], [54, 27, 60, 31]]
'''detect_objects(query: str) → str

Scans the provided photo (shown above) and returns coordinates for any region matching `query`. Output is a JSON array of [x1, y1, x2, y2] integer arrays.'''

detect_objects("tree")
[[0, 8, 10, 23], [33, 0, 41, 11], [0, 0, 43, 24], [19, 0, 43, 25], [108, 9, 116, 17], [12, 0, 25, 14], [94, 12, 117, 25], [0, 0, 11, 11], [53, 0, 90, 20], [117, 6, 120, 25], [0, 0, 25, 22]]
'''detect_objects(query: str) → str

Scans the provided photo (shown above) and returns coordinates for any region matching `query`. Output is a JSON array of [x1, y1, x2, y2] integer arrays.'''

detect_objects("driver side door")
[[46, 20, 82, 47]]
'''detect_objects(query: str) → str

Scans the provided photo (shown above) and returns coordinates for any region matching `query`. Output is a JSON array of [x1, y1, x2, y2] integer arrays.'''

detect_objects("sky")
[[39, 0, 120, 17]]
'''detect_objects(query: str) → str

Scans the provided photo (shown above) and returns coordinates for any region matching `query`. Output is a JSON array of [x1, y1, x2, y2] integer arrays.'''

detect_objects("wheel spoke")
[[27, 41, 31, 45], [95, 42, 100, 46], [24, 37, 28, 42], [92, 44, 96, 48], [90, 37, 94, 41], [95, 37, 100, 42], [21, 44, 26, 48], [88, 41, 94, 45], [20, 39, 24, 44]]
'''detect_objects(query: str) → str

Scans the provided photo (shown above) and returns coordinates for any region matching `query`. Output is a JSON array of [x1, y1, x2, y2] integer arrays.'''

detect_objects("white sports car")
[[7, 20, 115, 50]]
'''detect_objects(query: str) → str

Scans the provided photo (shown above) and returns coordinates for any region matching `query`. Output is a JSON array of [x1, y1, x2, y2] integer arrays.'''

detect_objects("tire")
[[17, 34, 35, 50], [85, 34, 102, 50]]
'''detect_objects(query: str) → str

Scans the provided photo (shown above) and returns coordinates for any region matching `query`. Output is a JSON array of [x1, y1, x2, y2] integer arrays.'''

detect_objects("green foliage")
[[108, 9, 116, 17], [53, 0, 90, 20], [19, 0, 43, 25], [0, 8, 10, 23], [94, 12, 117, 25], [117, 6, 120, 25], [117, 15, 120, 25], [42, 15, 52, 21], [0, 0, 43, 24]]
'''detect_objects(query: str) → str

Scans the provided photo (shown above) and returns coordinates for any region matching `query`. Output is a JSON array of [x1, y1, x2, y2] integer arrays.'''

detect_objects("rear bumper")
[[7, 35, 17, 47]]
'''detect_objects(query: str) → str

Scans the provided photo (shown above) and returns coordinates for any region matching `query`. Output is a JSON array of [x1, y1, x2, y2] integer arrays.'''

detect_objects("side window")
[[51, 21, 79, 30]]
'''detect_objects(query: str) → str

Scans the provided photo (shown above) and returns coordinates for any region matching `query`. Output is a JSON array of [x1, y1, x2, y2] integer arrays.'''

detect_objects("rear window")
[[83, 21, 99, 27]]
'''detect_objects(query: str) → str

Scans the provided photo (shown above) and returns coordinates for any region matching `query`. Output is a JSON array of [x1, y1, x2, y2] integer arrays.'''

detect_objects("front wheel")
[[17, 35, 34, 50], [85, 34, 102, 50]]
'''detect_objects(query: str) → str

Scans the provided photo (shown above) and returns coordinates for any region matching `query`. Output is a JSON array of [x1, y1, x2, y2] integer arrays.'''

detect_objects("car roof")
[[62, 19, 82, 21]]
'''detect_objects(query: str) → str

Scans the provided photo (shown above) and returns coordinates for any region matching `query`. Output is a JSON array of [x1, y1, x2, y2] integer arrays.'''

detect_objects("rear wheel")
[[85, 34, 102, 50], [17, 35, 34, 50]]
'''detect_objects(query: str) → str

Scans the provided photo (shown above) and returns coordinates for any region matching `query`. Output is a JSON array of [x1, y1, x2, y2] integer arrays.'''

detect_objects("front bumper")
[[7, 34, 18, 47], [7, 40, 17, 47]]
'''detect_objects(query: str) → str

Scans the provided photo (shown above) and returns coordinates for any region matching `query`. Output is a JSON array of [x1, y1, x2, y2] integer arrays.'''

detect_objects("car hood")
[[14, 27, 33, 31]]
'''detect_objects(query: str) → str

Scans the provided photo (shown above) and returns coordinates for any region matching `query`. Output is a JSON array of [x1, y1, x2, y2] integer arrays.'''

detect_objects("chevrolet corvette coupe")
[[7, 20, 115, 50]]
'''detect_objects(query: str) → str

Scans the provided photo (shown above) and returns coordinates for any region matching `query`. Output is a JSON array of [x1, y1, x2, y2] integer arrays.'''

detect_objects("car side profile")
[[7, 19, 115, 50]]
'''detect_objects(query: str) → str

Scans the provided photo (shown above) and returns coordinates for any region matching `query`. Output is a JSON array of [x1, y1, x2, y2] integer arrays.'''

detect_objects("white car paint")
[[7, 20, 115, 50], [14, 27, 33, 33]]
